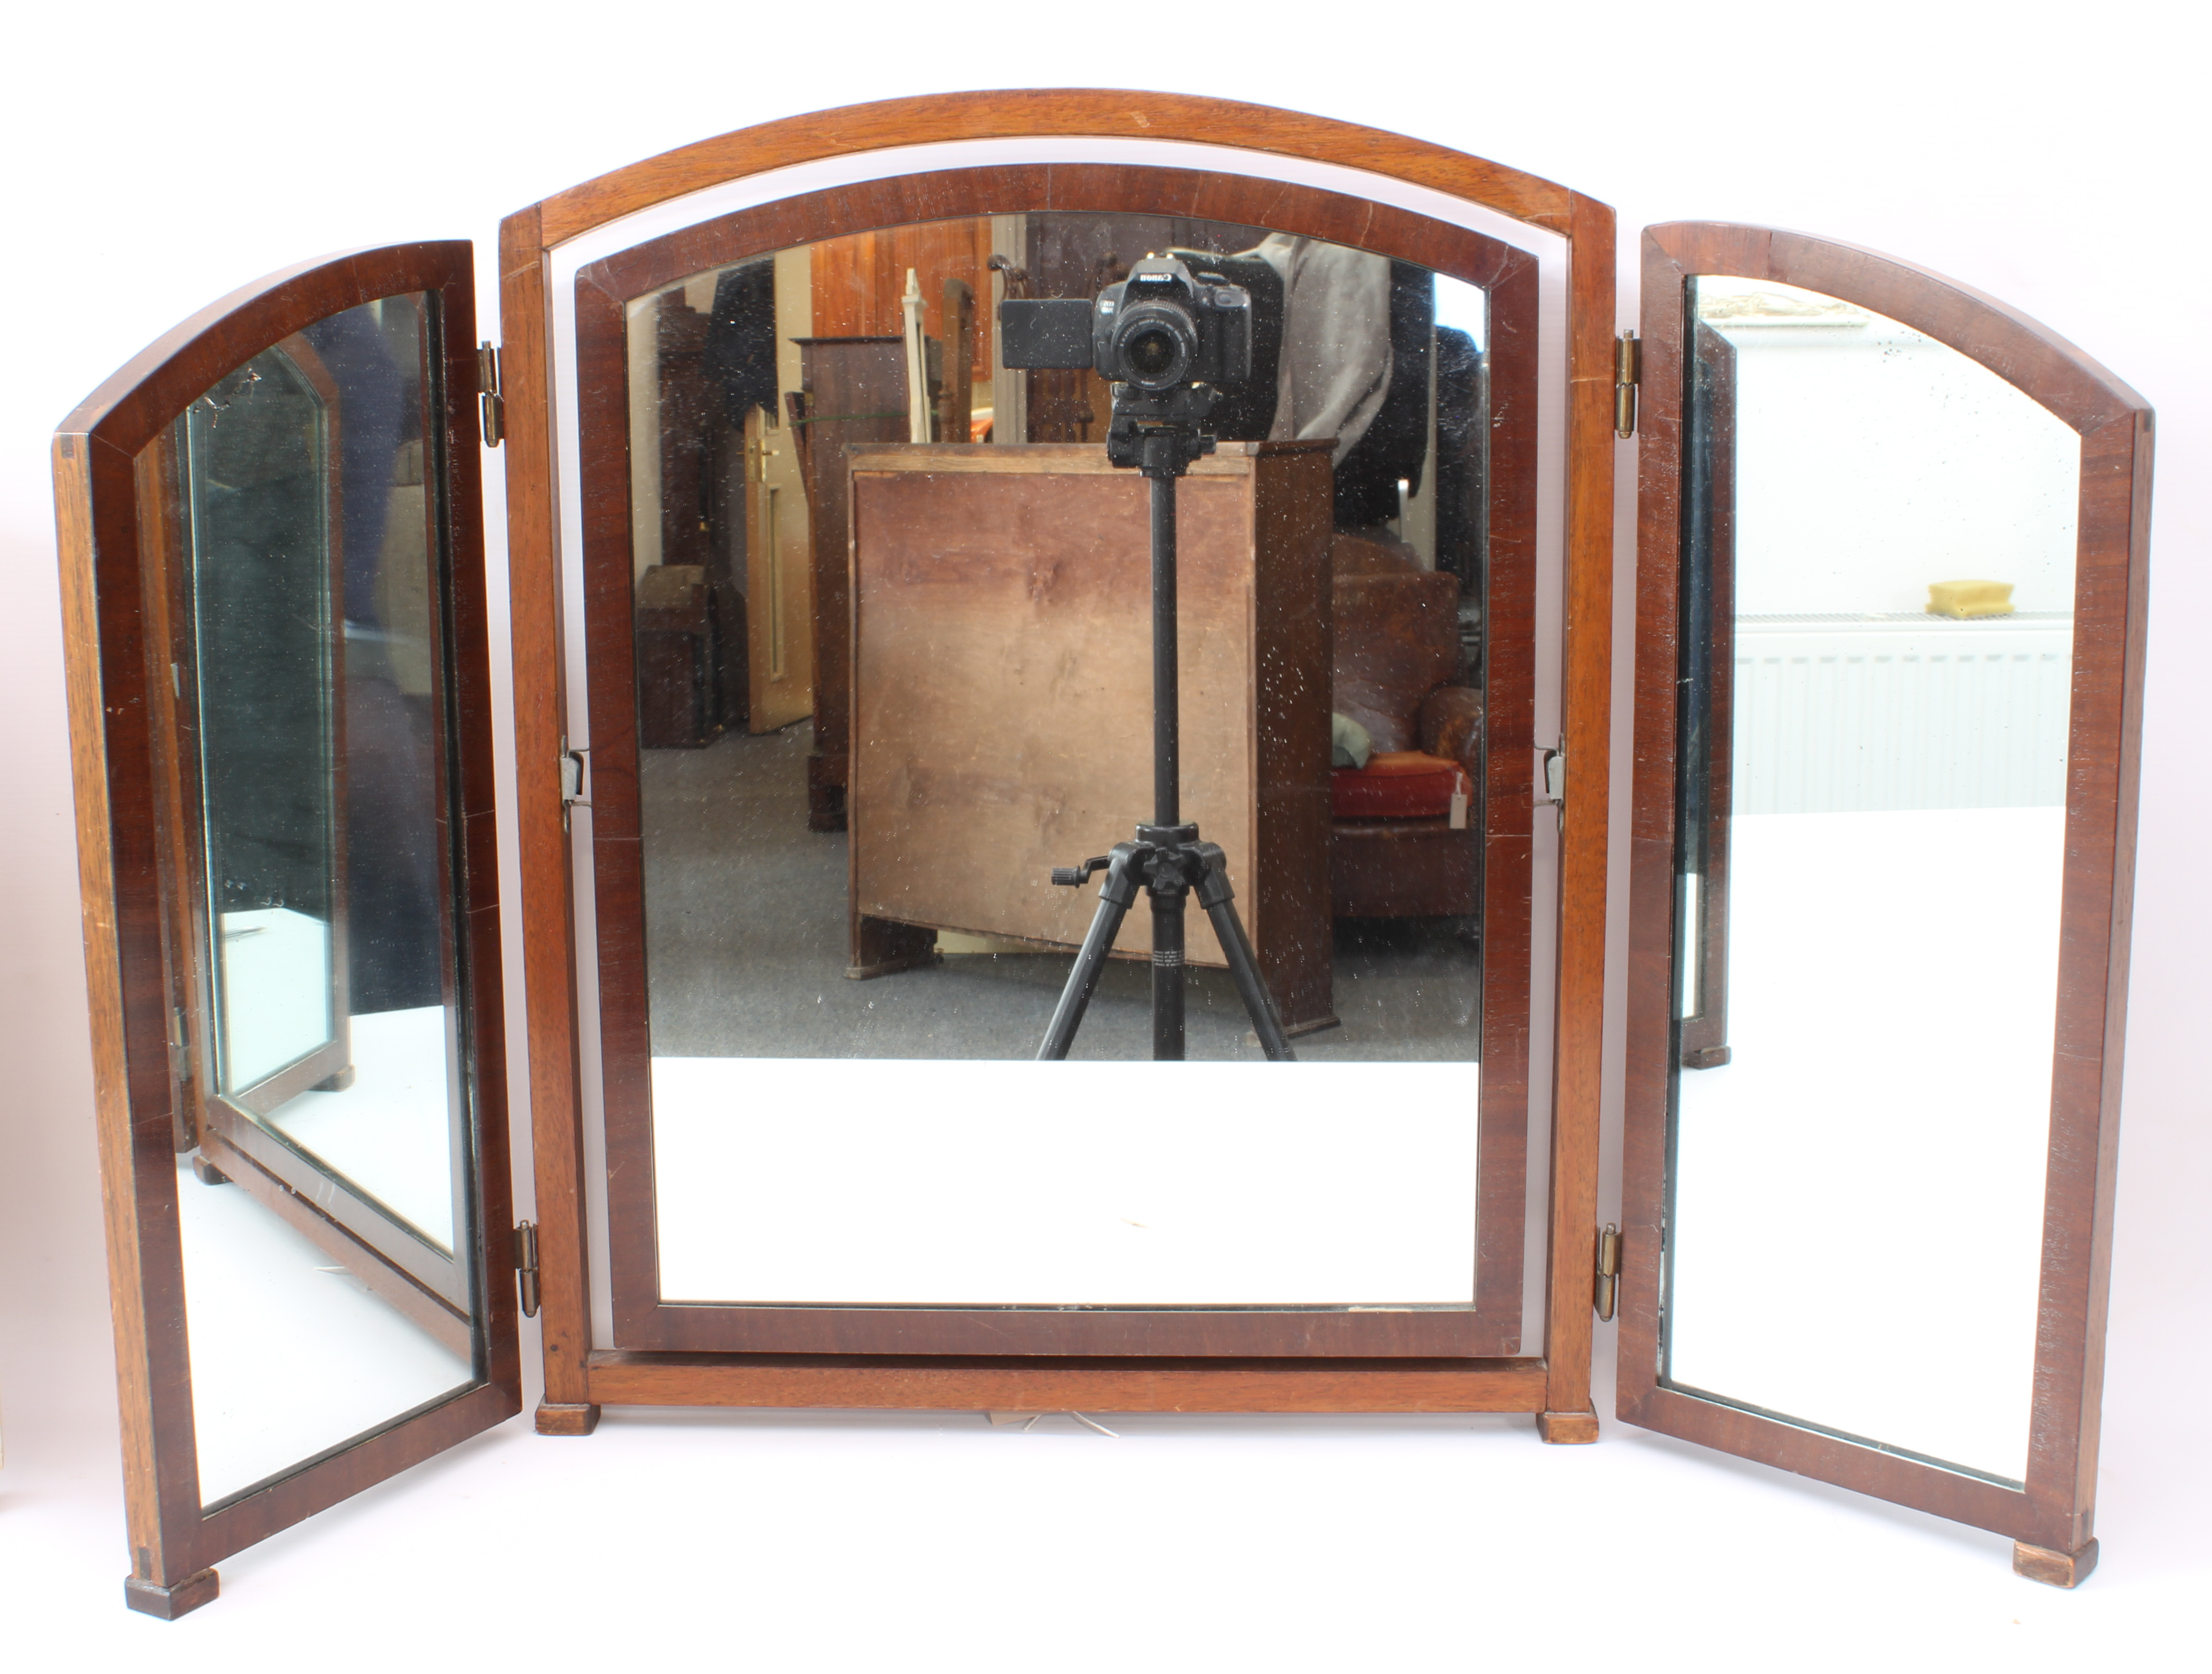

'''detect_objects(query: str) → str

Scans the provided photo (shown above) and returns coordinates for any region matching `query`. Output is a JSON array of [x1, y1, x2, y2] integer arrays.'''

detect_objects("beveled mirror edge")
[[52, 241, 523, 1615], [1618, 221, 2153, 1575], [496, 92, 1616, 1434]]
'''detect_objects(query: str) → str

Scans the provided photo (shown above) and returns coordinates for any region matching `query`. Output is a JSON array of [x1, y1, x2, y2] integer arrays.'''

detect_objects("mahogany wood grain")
[[584, 1349, 1548, 1412], [1539, 190, 1616, 1433], [1474, 247, 1542, 1346], [125, 1568, 219, 1621], [55, 243, 522, 1603], [536, 1402, 603, 1437], [609, 1309, 1511, 1359], [503, 94, 1614, 1415], [1619, 223, 2152, 1559], [130, 431, 205, 1158], [499, 206, 599, 1429], [533, 91, 1579, 248], [2014, 1539, 2098, 1588], [1534, 1409, 1598, 1444]]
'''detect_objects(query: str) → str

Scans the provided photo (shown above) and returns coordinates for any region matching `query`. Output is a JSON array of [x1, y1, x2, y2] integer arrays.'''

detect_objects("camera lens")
[[1124, 324, 1179, 381], [1111, 301, 1195, 390]]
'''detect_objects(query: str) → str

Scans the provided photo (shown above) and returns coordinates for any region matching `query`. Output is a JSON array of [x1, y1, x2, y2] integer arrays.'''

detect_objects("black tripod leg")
[[1193, 848, 1296, 1062], [1038, 849, 1141, 1061]]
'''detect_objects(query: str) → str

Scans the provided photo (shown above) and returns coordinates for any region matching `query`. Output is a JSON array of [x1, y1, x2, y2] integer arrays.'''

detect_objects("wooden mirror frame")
[[500, 90, 1618, 1436], [1621, 222, 2152, 1585], [54, 242, 522, 1616]]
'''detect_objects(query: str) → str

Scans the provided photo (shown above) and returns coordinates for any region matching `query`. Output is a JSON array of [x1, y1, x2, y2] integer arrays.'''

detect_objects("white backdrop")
[[1, 3, 2204, 1665]]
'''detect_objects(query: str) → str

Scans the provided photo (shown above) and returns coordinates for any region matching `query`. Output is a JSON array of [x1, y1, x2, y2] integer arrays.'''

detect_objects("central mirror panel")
[[1665, 276, 2080, 1482], [578, 193, 1540, 1338]]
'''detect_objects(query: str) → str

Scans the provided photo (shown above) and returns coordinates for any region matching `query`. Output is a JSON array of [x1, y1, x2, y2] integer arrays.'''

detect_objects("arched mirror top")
[[59, 243, 476, 459], [575, 162, 1540, 307], [515, 90, 1592, 251], [1642, 222, 2150, 438]]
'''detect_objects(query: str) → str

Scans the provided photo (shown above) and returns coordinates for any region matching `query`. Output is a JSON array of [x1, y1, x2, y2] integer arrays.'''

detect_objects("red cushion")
[[1331, 751, 1472, 820]]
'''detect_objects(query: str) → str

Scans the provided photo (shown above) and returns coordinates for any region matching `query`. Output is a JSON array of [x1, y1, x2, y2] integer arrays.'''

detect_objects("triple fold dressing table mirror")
[[51, 90, 2150, 1618]]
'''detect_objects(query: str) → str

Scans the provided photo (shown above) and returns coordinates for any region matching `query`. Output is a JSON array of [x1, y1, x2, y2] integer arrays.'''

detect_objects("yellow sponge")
[[1928, 579, 2016, 619]]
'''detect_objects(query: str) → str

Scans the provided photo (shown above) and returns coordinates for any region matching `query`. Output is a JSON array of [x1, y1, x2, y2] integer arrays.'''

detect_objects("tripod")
[[1036, 386, 1297, 1063]]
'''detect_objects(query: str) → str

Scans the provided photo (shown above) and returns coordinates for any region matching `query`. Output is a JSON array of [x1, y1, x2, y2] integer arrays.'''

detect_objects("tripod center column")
[[1149, 469, 1179, 828]]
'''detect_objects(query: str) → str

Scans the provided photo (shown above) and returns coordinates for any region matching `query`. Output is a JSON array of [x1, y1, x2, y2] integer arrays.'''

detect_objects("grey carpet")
[[639, 725, 1480, 1062]]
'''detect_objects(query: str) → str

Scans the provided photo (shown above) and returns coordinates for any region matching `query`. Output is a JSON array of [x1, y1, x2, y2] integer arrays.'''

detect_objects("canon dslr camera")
[[999, 253, 1253, 392]]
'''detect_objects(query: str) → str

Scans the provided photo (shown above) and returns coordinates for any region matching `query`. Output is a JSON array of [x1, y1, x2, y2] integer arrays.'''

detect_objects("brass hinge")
[[515, 1221, 540, 1318], [1594, 1223, 1621, 1321], [477, 342, 505, 448], [1613, 330, 1641, 438]]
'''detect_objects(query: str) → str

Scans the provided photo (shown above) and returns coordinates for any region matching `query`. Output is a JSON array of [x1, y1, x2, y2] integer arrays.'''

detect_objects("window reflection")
[[1666, 277, 2078, 1483]]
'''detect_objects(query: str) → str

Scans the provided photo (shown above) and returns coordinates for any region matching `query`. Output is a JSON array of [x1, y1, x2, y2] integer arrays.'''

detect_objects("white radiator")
[[1731, 613, 2072, 815]]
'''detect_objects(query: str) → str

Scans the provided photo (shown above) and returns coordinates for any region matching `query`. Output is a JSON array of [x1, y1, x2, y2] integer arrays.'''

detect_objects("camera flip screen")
[[997, 298, 1095, 369]]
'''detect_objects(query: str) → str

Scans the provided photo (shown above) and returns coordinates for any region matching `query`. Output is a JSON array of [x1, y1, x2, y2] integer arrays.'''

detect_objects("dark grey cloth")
[[1209, 235, 1435, 530]]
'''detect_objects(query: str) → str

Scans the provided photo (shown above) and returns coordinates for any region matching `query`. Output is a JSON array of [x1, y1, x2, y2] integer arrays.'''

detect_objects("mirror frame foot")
[[2014, 1538, 2098, 1587], [1537, 1410, 1599, 1444], [125, 1568, 218, 1619], [189, 1153, 231, 1187], [537, 1401, 601, 1436]]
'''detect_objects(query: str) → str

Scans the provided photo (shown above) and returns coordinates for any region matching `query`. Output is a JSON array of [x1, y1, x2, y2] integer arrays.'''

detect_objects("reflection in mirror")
[[601, 212, 1515, 1314], [622, 216, 1492, 1063], [1666, 276, 2079, 1482], [150, 295, 477, 1506]]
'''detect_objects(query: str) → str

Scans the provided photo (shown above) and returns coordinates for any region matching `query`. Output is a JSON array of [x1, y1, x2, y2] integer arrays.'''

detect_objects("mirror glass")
[[1666, 276, 2079, 1482], [152, 295, 478, 1506], [607, 213, 1512, 1308]]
